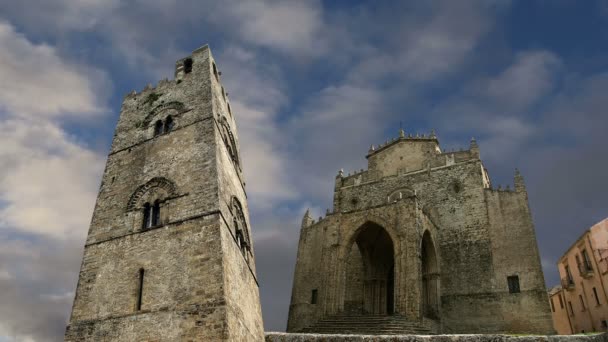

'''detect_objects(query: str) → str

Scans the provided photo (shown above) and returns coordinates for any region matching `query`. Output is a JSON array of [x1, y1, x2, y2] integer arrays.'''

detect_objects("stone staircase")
[[300, 315, 438, 335]]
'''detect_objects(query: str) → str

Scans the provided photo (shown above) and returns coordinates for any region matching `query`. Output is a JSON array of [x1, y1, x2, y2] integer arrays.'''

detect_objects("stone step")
[[300, 315, 437, 335]]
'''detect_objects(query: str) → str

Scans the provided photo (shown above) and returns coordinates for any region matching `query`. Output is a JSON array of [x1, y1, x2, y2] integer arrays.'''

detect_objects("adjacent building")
[[552, 218, 608, 334]]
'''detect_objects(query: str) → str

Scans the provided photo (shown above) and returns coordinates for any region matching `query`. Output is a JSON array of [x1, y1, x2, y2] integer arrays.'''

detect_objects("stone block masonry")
[[266, 333, 608, 342], [65, 45, 264, 341]]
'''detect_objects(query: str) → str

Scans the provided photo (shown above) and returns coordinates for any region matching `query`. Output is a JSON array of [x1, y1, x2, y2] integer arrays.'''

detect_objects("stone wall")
[[266, 332, 608, 342]]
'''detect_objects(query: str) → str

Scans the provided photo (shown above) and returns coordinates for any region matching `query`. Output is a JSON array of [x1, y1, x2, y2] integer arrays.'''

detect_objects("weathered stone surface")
[[288, 134, 553, 334], [266, 332, 608, 342], [65, 45, 264, 341]]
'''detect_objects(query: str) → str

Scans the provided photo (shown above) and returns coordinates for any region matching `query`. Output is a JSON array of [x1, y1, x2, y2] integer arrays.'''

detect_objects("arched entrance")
[[421, 231, 439, 319], [344, 222, 395, 315]]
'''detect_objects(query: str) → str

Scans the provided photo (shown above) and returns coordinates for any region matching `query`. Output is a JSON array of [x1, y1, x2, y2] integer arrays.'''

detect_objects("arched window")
[[154, 120, 163, 136], [142, 203, 152, 229], [152, 200, 161, 226], [232, 198, 250, 258], [142, 201, 160, 229], [164, 116, 174, 133]]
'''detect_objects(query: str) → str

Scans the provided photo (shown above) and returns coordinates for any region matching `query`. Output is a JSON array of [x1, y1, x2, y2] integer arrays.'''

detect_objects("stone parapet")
[[266, 332, 608, 342]]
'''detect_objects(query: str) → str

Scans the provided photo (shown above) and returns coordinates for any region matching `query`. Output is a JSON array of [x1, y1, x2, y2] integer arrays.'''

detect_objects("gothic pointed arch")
[[421, 229, 440, 319], [127, 177, 178, 211]]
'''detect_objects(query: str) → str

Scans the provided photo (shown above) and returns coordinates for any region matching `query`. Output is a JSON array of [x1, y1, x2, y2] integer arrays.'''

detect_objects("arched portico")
[[421, 230, 440, 319], [342, 221, 395, 315]]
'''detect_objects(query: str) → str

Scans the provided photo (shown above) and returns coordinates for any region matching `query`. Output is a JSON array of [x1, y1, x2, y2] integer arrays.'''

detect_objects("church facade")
[[287, 132, 554, 334]]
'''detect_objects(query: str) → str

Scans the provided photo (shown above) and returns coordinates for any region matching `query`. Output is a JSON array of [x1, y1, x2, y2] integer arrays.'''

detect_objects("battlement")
[[366, 128, 439, 158], [334, 131, 482, 189], [123, 45, 220, 99]]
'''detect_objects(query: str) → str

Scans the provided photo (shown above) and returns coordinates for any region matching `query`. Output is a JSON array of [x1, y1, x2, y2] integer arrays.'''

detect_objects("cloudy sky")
[[0, 0, 607, 340]]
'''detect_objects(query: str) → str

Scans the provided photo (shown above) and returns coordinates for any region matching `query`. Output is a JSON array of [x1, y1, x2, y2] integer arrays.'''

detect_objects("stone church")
[[64, 44, 553, 341], [287, 131, 554, 334]]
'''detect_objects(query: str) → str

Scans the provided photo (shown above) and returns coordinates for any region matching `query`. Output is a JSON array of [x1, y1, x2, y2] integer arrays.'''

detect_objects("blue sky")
[[0, 1, 607, 340]]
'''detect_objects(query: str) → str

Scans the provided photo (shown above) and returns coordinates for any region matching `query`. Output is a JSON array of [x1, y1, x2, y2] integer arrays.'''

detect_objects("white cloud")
[[0, 120, 104, 238], [484, 51, 562, 110], [0, 20, 108, 118], [215, 0, 324, 56]]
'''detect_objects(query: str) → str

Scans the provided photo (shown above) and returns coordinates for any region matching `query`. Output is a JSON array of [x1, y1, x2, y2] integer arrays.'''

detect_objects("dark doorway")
[[344, 222, 395, 315], [421, 231, 439, 318], [387, 263, 394, 314]]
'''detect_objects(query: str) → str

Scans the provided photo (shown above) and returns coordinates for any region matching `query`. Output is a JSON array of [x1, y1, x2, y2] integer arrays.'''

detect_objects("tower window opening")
[[311, 289, 318, 304], [183, 58, 193, 74], [222, 87, 226, 101], [227, 103, 232, 116], [152, 200, 161, 227], [136, 268, 145, 311], [550, 297, 555, 312], [507, 275, 520, 293], [154, 120, 163, 136], [213, 62, 219, 81], [142, 203, 152, 229], [559, 294, 564, 308], [164, 116, 174, 133]]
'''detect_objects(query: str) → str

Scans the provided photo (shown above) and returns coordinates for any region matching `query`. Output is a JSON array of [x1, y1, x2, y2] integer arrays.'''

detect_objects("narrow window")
[[565, 265, 574, 283], [582, 249, 593, 271], [580, 294, 586, 311], [227, 103, 232, 115], [136, 268, 145, 311], [183, 58, 193, 74], [507, 275, 520, 293], [576, 255, 582, 274], [559, 294, 564, 308], [213, 62, 219, 81], [164, 116, 174, 133], [222, 87, 226, 101], [152, 200, 160, 227], [142, 203, 151, 229], [601, 320, 607, 329], [550, 297, 555, 312], [594, 287, 601, 305], [311, 289, 318, 304], [568, 301, 575, 316], [154, 120, 163, 136]]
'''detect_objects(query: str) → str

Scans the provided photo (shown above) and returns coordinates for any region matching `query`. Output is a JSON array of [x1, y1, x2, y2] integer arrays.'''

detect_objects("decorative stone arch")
[[219, 116, 240, 169], [127, 177, 178, 211], [336, 216, 404, 316], [142, 101, 187, 128], [387, 187, 416, 203], [231, 197, 251, 263]]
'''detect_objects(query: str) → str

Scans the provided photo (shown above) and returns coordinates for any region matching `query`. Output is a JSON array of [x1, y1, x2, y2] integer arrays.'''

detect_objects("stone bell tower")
[[65, 45, 264, 341]]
